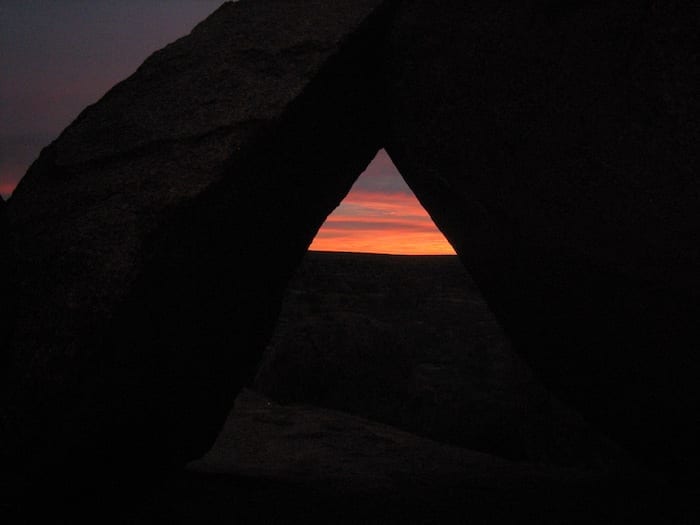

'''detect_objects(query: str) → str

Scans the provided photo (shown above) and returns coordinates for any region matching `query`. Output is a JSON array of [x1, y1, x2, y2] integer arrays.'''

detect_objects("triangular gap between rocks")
[[186, 143, 618, 471], [237, 148, 567, 464], [308, 148, 456, 256]]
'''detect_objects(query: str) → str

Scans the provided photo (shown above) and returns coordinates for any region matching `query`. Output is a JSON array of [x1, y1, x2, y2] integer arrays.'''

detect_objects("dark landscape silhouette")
[[1, 1, 699, 523]]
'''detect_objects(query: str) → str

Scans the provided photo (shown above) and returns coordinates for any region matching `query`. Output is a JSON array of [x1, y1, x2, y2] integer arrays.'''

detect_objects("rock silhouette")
[[2, 0, 395, 505], [1, 0, 699, 513], [382, 0, 700, 479], [0, 195, 12, 365]]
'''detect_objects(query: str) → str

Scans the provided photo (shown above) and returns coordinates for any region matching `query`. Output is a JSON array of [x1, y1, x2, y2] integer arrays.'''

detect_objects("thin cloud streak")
[[326, 218, 435, 233]]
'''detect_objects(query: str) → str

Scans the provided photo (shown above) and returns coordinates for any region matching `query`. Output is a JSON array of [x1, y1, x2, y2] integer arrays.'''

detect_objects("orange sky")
[[309, 151, 456, 255]]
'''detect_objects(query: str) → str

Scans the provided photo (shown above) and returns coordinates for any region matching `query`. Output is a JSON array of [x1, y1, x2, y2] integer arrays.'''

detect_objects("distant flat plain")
[[135, 252, 693, 523], [254, 251, 626, 468]]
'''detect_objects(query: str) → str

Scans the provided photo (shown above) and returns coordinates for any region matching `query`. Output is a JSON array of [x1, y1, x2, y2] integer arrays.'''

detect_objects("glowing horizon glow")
[[309, 152, 456, 256]]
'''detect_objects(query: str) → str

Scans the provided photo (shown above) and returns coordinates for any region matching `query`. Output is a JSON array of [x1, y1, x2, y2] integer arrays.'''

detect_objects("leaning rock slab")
[[3, 0, 395, 504], [383, 1, 700, 478]]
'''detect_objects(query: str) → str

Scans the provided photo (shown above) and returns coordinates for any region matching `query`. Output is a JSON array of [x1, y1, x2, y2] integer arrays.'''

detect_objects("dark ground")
[[5, 252, 699, 523], [255, 251, 631, 469], [169, 252, 697, 523]]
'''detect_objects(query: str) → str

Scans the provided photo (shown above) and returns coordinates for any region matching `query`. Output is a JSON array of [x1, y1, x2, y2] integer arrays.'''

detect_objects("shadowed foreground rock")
[[145, 390, 694, 524], [2, 0, 396, 505]]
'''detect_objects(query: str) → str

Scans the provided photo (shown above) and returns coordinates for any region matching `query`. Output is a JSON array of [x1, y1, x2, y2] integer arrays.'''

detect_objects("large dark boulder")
[[383, 1, 700, 478], [2, 0, 397, 506]]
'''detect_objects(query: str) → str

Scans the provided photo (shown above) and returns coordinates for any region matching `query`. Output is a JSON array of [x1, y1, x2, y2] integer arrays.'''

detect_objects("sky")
[[309, 150, 455, 255], [0, 0, 224, 197], [0, 1, 454, 255]]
